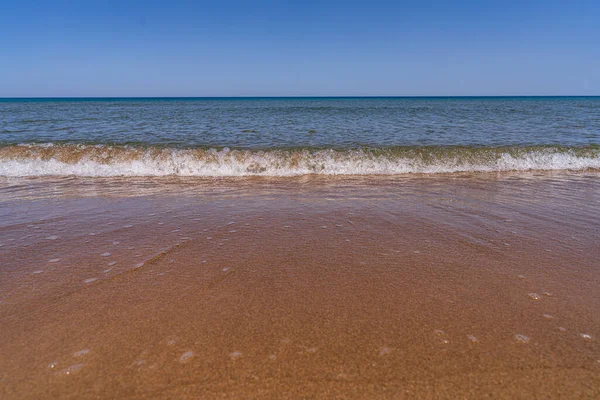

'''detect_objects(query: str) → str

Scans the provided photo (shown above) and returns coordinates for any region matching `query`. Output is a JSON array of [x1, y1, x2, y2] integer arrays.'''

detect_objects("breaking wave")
[[1, 144, 599, 177]]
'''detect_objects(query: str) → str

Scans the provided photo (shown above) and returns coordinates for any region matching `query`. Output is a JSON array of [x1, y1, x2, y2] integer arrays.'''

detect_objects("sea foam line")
[[0, 145, 599, 177]]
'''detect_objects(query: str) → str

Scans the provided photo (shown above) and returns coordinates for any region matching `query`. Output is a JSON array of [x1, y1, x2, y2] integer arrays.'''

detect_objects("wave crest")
[[1, 144, 599, 177]]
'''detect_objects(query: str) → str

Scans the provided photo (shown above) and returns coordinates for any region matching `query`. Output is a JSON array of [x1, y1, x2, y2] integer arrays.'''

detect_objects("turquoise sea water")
[[0, 97, 599, 176]]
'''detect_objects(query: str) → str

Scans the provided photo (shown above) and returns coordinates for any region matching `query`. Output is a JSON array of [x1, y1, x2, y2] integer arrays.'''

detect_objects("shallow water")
[[1, 173, 599, 398]]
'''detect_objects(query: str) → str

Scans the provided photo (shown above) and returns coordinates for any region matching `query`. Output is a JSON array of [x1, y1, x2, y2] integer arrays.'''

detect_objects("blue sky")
[[1, 0, 599, 96]]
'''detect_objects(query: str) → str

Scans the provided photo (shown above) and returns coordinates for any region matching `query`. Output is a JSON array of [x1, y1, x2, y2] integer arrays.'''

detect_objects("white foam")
[[1, 145, 599, 177]]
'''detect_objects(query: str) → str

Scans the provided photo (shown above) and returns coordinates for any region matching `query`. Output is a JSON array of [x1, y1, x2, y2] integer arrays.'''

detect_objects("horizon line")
[[1, 95, 599, 100]]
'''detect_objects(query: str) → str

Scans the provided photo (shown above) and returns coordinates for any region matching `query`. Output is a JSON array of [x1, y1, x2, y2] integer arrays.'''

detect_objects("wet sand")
[[1, 173, 599, 399]]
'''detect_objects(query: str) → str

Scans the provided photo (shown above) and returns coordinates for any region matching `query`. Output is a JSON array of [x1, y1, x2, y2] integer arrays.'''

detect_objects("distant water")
[[1, 97, 599, 176]]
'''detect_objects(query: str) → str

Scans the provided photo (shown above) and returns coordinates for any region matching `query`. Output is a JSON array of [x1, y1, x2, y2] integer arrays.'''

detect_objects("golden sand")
[[0, 174, 599, 399]]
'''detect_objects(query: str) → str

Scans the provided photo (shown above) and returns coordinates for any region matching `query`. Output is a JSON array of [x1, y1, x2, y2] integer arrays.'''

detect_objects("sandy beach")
[[1, 173, 599, 399]]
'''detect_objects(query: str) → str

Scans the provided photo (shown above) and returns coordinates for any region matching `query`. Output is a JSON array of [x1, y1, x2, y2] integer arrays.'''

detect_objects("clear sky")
[[1, 0, 599, 97]]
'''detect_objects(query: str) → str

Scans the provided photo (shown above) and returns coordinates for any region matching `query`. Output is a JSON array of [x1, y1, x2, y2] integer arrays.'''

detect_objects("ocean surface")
[[1, 97, 599, 176]]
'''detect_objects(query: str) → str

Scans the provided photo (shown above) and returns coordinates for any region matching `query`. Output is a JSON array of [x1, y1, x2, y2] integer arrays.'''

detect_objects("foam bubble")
[[179, 351, 194, 363], [57, 364, 85, 375], [466, 335, 478, 342], [515, 334, 531, 343], [434, 330, 450, 344], [528, 293, 541, 300], [74, 349, 90, 357], [379, 346, 393, 356]]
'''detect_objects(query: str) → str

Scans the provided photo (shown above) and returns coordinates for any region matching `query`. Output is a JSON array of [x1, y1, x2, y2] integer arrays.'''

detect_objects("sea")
[[0, 96, 599, 177]]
